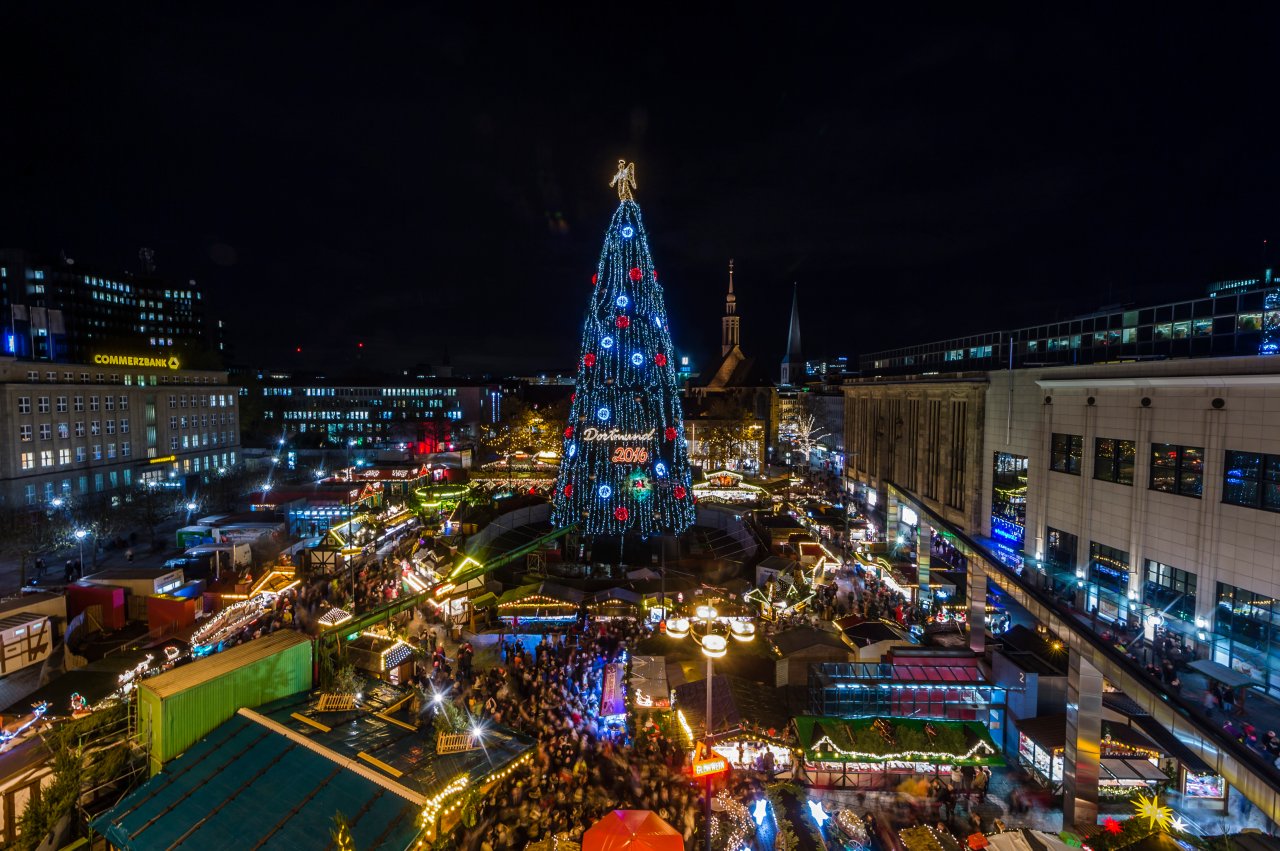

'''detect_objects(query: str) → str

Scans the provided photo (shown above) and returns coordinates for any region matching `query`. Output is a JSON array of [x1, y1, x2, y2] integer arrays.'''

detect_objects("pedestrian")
[[1203, 689, 1218, 719], [1222, 687, 1236, 716], [126, 548, 134, 563], [34, 557, 45, 579]]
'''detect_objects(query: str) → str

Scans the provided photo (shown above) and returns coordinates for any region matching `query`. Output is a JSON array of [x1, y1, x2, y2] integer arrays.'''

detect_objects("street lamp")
[[73, 528, 87, 577], [666, 604, 755, 851]]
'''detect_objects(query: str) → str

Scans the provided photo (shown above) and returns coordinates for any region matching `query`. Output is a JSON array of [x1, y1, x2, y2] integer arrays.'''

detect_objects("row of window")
[[1048, 435, 1280, 513], [19, 420, 132, 441], [22, 370, 223, 385], [17, 395, 129, 414], [168, 394, 234, 408], [21, 442, 132, 468], [1051, 433, 1204, 497], [168, 414, 234, 430], [168, 432, 232, 451]]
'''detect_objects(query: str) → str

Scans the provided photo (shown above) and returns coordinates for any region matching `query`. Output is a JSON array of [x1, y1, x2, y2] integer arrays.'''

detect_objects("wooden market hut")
[[791, 715, 1003, 789]]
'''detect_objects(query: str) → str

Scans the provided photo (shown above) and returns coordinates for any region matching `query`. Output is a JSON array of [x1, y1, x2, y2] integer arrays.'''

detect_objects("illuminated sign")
[[692, 741, 729, 777], [149, 455, 177, 464], [93, 353, 181, 370], [611, 446, 650, 464], [580, 427, 656, 442]]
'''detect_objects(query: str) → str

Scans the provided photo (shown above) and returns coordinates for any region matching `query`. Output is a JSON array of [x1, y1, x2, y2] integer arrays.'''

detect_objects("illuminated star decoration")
[[1103, 818, 1123, 835], [1169, 817, 1188, 834], [1132, 793, 1173, 831]]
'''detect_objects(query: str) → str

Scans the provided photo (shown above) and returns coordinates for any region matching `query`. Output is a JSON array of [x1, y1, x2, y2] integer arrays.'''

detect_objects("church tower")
[[780, 283, 803, 385], [721, 259, 740, 356]]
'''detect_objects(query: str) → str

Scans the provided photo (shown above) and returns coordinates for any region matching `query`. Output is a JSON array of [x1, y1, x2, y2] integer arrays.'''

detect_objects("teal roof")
[[92, 713, 421, 850]]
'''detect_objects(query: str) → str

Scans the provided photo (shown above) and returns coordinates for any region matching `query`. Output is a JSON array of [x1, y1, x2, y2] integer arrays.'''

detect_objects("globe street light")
[[666, 604, 755, 851]]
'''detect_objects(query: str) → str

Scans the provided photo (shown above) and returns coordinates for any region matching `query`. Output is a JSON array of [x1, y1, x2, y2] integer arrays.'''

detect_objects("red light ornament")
[[614, 506, 629, 521], [564, 426, 574, 438], [629, 267, 642, 282], [664, 426, 678, 441], [591, 273, 598, 286], [583, 353, 596, 367], [1103, 819, 1123, 835], [654, 353, 667, 366], [673, 486, 687, 499], [615, 316, 630, 329], [563, 484, 573, 497]]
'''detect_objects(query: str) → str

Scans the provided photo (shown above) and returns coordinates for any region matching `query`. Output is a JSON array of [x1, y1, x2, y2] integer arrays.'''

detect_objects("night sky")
[[3, 7, 1278, 375]]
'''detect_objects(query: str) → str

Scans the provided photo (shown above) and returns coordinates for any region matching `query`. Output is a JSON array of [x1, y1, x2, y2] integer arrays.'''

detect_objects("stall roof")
[[792, 716, 1003, 765], [495, 581, 584, 607], [1187, 658, 1257, 689], [770, 626, 849, 656], [1015, 714, 1162, 755], [92, 711, 422, 851], [673, 675, 789, 737], [142, 631, 310, 700], [588, 588, 642, 606], [3, 650, 155, 716]]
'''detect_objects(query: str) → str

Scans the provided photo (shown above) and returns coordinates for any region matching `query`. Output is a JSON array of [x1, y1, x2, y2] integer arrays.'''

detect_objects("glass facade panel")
[[991, 452, 1028, 547], [1094, 438, 1135, 485], [1050, 433, 1083, 475], [1223, 450, 1280, 512], [1151, 443, 1203, 497], [1143, 560, 1196, 622], [1089, 541, 1130, 595]]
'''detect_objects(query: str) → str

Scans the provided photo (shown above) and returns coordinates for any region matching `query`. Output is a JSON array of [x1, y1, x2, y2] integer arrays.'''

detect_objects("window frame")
[[1050, 433, 1083, 475], [1150, 442, 1204, 498]]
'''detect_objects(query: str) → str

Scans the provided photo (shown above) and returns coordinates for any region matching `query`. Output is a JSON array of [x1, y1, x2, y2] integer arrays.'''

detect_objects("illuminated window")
[[1150, 443, 1203, 498]]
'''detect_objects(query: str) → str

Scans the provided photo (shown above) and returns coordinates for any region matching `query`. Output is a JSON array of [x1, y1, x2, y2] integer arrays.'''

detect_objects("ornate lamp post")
[[667, 605, 755, 851]]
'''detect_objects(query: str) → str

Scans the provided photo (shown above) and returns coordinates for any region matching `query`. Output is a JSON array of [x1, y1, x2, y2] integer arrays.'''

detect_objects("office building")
[[0, 356, 241, 507], [242, 369, 502, 453], [844, 272, 1280, 694], [0, 249, 221, 365]]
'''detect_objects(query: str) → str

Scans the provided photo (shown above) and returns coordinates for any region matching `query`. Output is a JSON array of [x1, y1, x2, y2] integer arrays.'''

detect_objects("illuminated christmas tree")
[[551, 161, 696, 536]]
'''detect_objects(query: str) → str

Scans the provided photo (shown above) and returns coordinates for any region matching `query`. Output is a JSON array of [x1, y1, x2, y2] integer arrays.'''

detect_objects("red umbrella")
[[582, 810, 684, 851]]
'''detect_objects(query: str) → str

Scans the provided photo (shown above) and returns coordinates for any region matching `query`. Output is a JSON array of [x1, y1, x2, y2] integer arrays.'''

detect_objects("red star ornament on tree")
[[614, 506, 629, 521], [615, 315, 630, 329], [583, 353, 596, 367], [654, 353, 667, 366], [664, 426, 678, 441], [629, 267, 642, 281]]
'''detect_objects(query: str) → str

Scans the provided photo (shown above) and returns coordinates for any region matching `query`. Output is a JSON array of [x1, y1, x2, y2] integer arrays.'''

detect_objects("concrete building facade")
[[0, 357, 240, 506]]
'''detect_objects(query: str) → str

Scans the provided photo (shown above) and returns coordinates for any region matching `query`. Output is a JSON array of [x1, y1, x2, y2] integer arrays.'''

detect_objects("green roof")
[[791, 716, 1003, 766]]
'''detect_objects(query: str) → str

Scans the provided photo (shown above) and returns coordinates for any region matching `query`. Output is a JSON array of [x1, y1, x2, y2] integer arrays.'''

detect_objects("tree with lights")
[[552, 162, 696, 536]]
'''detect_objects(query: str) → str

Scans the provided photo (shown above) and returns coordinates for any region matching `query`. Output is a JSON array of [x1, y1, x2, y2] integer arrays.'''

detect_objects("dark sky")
[[4, 7, 1279, 375]]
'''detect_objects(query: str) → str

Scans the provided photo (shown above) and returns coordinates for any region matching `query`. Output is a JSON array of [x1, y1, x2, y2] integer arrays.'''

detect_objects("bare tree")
[[785, 413, 829, 460]]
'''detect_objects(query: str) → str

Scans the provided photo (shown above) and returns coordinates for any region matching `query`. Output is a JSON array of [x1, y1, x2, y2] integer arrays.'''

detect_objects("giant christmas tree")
[[551, 161, 696, 536]]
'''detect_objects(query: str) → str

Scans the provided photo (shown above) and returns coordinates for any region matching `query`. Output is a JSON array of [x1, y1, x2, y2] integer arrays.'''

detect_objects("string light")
[[808, 735, 996, 763], [551, 163, 695, 536]]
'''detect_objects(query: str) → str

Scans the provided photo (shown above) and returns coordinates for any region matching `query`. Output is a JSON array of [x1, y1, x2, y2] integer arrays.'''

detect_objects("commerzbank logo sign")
[[93, 354, 181, 370]]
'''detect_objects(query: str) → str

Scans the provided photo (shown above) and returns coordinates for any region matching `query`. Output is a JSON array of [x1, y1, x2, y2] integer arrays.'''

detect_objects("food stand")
[[792, 716, 1003, 789]]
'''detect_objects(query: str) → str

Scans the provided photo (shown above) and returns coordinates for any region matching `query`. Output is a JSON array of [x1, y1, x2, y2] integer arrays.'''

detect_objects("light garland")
[[0, 702, 48, 749], [808, 735, 995, 763], [550, 164, 696, 537], [419, 773, 470, 832]]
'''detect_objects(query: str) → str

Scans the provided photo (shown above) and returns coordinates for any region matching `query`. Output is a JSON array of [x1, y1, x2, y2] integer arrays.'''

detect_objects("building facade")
[[0, 249, 221, 366], [847, 275, 1280, 694], [0, 357, 241, 506], [243, 370, 501, 453]]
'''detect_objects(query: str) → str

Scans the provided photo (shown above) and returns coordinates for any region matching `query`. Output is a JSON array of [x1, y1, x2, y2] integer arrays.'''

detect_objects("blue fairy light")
[[631, 352, 643, 366], [621, 225, 634, 238], [567, 443, 576, 458], [653, 315, 662, 327], [616, 295, 629, 308], [601, 336, 614, 349], [599, 484, 612, 498], [597, 406, 610, 422], [654, 461, 667, 478]]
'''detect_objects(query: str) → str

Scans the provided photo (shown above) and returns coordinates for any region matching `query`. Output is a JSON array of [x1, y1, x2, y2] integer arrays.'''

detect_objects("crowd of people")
[[429, 617, 709, 851]]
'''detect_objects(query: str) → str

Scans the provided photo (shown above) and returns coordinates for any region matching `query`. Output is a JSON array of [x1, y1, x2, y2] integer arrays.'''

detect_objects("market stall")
[[1014, 714, 1169, 795], [792, 716, 1003, 789]]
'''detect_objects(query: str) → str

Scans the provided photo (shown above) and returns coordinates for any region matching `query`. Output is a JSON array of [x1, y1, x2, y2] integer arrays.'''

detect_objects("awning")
[[1187, 658, 1257, 689], [1129, 714, 1215, 775]]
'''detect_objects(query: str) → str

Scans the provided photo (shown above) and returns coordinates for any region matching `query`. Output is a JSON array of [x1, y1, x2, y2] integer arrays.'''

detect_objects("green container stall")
[[137, 630, 313, 774]]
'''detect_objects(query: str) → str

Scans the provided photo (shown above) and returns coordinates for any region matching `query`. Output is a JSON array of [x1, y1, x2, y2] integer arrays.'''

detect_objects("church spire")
[[721, 258, 740, 356], [781, 283, 803, 385]]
